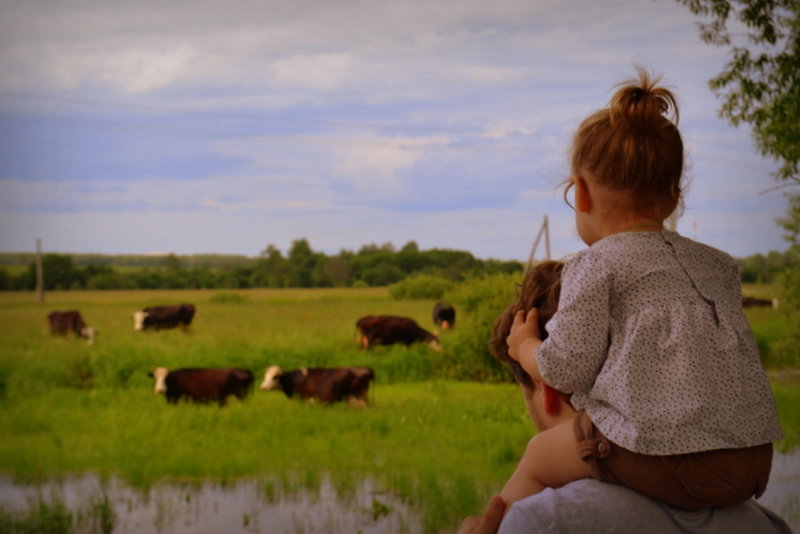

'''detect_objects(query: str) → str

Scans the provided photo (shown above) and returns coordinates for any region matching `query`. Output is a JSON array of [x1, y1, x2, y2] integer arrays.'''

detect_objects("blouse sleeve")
[[536, 251, 612, 393]]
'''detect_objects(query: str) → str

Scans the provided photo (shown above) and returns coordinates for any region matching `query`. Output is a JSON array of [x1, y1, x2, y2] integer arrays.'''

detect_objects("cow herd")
[[45, 300, 457, 407]]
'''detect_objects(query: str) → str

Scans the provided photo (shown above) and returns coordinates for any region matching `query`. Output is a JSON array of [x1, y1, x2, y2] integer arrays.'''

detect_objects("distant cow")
[[134, 304, 195, 331], [742, 296, 779, 309], [149, 367, 253, 405], [356, 315, 442, 351], [432, 302, 456, 330], [260, 365, 375, 405], [47, 310, 97, 345]]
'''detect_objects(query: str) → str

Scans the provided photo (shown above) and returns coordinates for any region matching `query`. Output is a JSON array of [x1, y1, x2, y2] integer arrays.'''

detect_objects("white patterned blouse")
[[537, 230, 783, 455]]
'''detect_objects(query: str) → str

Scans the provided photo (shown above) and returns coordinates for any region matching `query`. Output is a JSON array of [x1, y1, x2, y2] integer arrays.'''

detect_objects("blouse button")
[[692, 484, 704, 496]]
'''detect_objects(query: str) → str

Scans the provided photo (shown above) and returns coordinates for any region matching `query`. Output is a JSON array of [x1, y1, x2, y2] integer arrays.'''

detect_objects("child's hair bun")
[[568, 65, 685, 220], [609, 66, 679, 130]]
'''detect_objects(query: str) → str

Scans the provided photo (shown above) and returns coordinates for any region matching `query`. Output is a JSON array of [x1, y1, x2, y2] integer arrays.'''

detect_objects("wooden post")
[[35, 238, 45, 303], [526, 215, 551, 272], [543, 215, 551, 261]]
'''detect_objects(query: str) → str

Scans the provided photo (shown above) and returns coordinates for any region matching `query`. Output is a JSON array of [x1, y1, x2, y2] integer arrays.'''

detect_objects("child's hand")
[[507, 309, 542, 362]]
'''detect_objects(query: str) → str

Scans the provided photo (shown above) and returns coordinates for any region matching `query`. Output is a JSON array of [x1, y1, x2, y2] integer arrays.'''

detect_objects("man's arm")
[[457, 496, 506, 534]]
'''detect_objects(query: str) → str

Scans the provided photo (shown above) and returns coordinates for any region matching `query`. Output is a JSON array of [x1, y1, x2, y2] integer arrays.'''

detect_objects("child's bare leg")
[[500, 416, 593, 505]]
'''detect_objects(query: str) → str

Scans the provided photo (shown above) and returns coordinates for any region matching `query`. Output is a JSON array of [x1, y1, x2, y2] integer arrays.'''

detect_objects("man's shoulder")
[[498, 479, 791, 534]]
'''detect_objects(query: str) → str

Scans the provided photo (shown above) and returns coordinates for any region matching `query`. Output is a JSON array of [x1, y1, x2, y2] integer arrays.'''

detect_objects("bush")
[[86, 272, 135, 290], [389, 274, 454, 300], [431, 272, 521, 381], [777, 263, 800, 313]]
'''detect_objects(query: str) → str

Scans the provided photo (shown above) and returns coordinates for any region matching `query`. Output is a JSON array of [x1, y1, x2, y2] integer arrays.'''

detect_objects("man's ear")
[[541, 383, 562, 416], [575, 176, 592, 213]]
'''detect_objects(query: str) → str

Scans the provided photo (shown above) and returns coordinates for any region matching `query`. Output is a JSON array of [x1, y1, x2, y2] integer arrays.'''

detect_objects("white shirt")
[[499, 479, 792, 534], [536, 230, 783, 454]]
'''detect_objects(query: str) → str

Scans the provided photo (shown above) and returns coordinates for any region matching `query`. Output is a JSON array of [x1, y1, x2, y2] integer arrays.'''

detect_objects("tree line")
[[0, 237, 795, 292], [0, 239, 523, 291]]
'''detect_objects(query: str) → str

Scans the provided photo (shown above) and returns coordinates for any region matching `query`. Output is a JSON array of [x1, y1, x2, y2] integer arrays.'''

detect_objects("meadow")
[[0, 286, 797, 533]]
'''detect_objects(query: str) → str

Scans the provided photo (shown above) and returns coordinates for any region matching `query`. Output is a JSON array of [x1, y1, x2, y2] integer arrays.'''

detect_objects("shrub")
[[431, 272, 521, 381], [389, 274, 454, 300]]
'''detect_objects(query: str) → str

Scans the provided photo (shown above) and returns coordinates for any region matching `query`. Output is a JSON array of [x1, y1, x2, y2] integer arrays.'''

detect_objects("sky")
[[0, 0, 789, 262]]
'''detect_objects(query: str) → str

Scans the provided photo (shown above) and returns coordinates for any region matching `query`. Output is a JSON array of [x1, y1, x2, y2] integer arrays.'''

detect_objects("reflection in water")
[[759, 448, 800, 533], [0, 476, 422, 534], [0, 450, 798, 533]]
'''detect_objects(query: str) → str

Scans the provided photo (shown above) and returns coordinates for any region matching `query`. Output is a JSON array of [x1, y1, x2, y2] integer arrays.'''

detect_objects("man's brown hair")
[[489, 261, 564, 391]]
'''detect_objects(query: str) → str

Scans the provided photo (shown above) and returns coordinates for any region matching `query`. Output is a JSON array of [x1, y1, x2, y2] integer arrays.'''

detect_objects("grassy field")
[[0, 287, 797, 533]]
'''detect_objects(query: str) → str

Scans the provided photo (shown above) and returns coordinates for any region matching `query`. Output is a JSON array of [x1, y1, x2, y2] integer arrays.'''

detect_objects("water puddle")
[[0, 450, 797, 533], [0, 476, 422, 534], [758, 448, 800, 532]]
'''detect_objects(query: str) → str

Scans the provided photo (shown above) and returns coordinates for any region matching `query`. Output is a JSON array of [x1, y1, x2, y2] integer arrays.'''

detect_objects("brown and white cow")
[[260, 365, 375, 405], [356, 315, 441, 350], [149, 367, 253, 405], [432, 301, 456, 330], [47, 310, 97, 345], [134, 304, 195, 331]]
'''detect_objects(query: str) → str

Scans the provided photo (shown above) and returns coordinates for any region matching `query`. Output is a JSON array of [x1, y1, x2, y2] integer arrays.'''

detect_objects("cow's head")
[[260, 365, 282, 391], [149, 367, 169, 394], [427, 338, 443, 351], [81, 327, 97, 345], [133, 311, 149, 331]]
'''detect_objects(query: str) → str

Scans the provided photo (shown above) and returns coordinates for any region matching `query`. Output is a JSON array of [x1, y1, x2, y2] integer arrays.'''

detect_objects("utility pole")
[[526, 215, 551, 271], [35, 238, 45, 303]]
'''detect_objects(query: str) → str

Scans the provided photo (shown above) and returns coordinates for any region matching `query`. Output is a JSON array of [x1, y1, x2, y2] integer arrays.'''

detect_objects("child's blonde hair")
[[569, 66, 685, 220]]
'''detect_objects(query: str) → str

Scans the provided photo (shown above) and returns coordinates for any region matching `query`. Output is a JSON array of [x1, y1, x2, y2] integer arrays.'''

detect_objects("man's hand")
[[457, 495, 506, 534]]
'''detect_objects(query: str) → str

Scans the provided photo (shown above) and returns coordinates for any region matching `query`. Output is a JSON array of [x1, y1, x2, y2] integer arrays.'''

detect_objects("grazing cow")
[[742, 296, 779, 309], [432, 301, 456, 330], [47, 310, 97, 345], [260, 365, 375, 405], [134, 304, 195, 331], [149, 367, 253, 405], [356, 315, 442, 351]]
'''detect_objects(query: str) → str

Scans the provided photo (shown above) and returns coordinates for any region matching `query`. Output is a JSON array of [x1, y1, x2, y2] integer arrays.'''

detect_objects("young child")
[[501, 67, 783, 510]]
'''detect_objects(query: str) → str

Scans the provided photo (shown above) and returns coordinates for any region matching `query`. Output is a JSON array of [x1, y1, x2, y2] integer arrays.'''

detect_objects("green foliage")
[[0, 493, 114, 534], [0, 498, 73, 534], [737, 248, 796, 283], [432, 273, 521, 381], [775, 193, 800, 313], [678, 0, 800, 182], [777, 192, 800, 246], [389, 274, 454, 300], [743, 282, 799, 369], [0, 241, 524, 292], [0, 287, 797, 533], [771, 373, 800, 452]]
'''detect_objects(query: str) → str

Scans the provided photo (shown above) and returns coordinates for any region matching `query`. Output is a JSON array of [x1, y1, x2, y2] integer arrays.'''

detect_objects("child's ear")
[[575, 177, 592, 213]]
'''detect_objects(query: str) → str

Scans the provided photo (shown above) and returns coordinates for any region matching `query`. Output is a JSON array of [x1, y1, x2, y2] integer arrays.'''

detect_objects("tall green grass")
[[0, 288, 522, 532], [0, 493, 113, 534], [0, 287, 797, 533], [0, 382, 529, 532], [743, 283, 799, 370]]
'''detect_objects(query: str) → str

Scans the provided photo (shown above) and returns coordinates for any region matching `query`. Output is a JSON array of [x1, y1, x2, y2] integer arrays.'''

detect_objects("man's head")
[[490, 261, 563, 388], [489, 261, 573, 429]]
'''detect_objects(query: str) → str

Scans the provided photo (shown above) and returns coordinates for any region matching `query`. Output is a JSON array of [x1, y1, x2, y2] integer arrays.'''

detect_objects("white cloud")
[[0, 0, 789, 260], [272, 53, 363, 91]]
